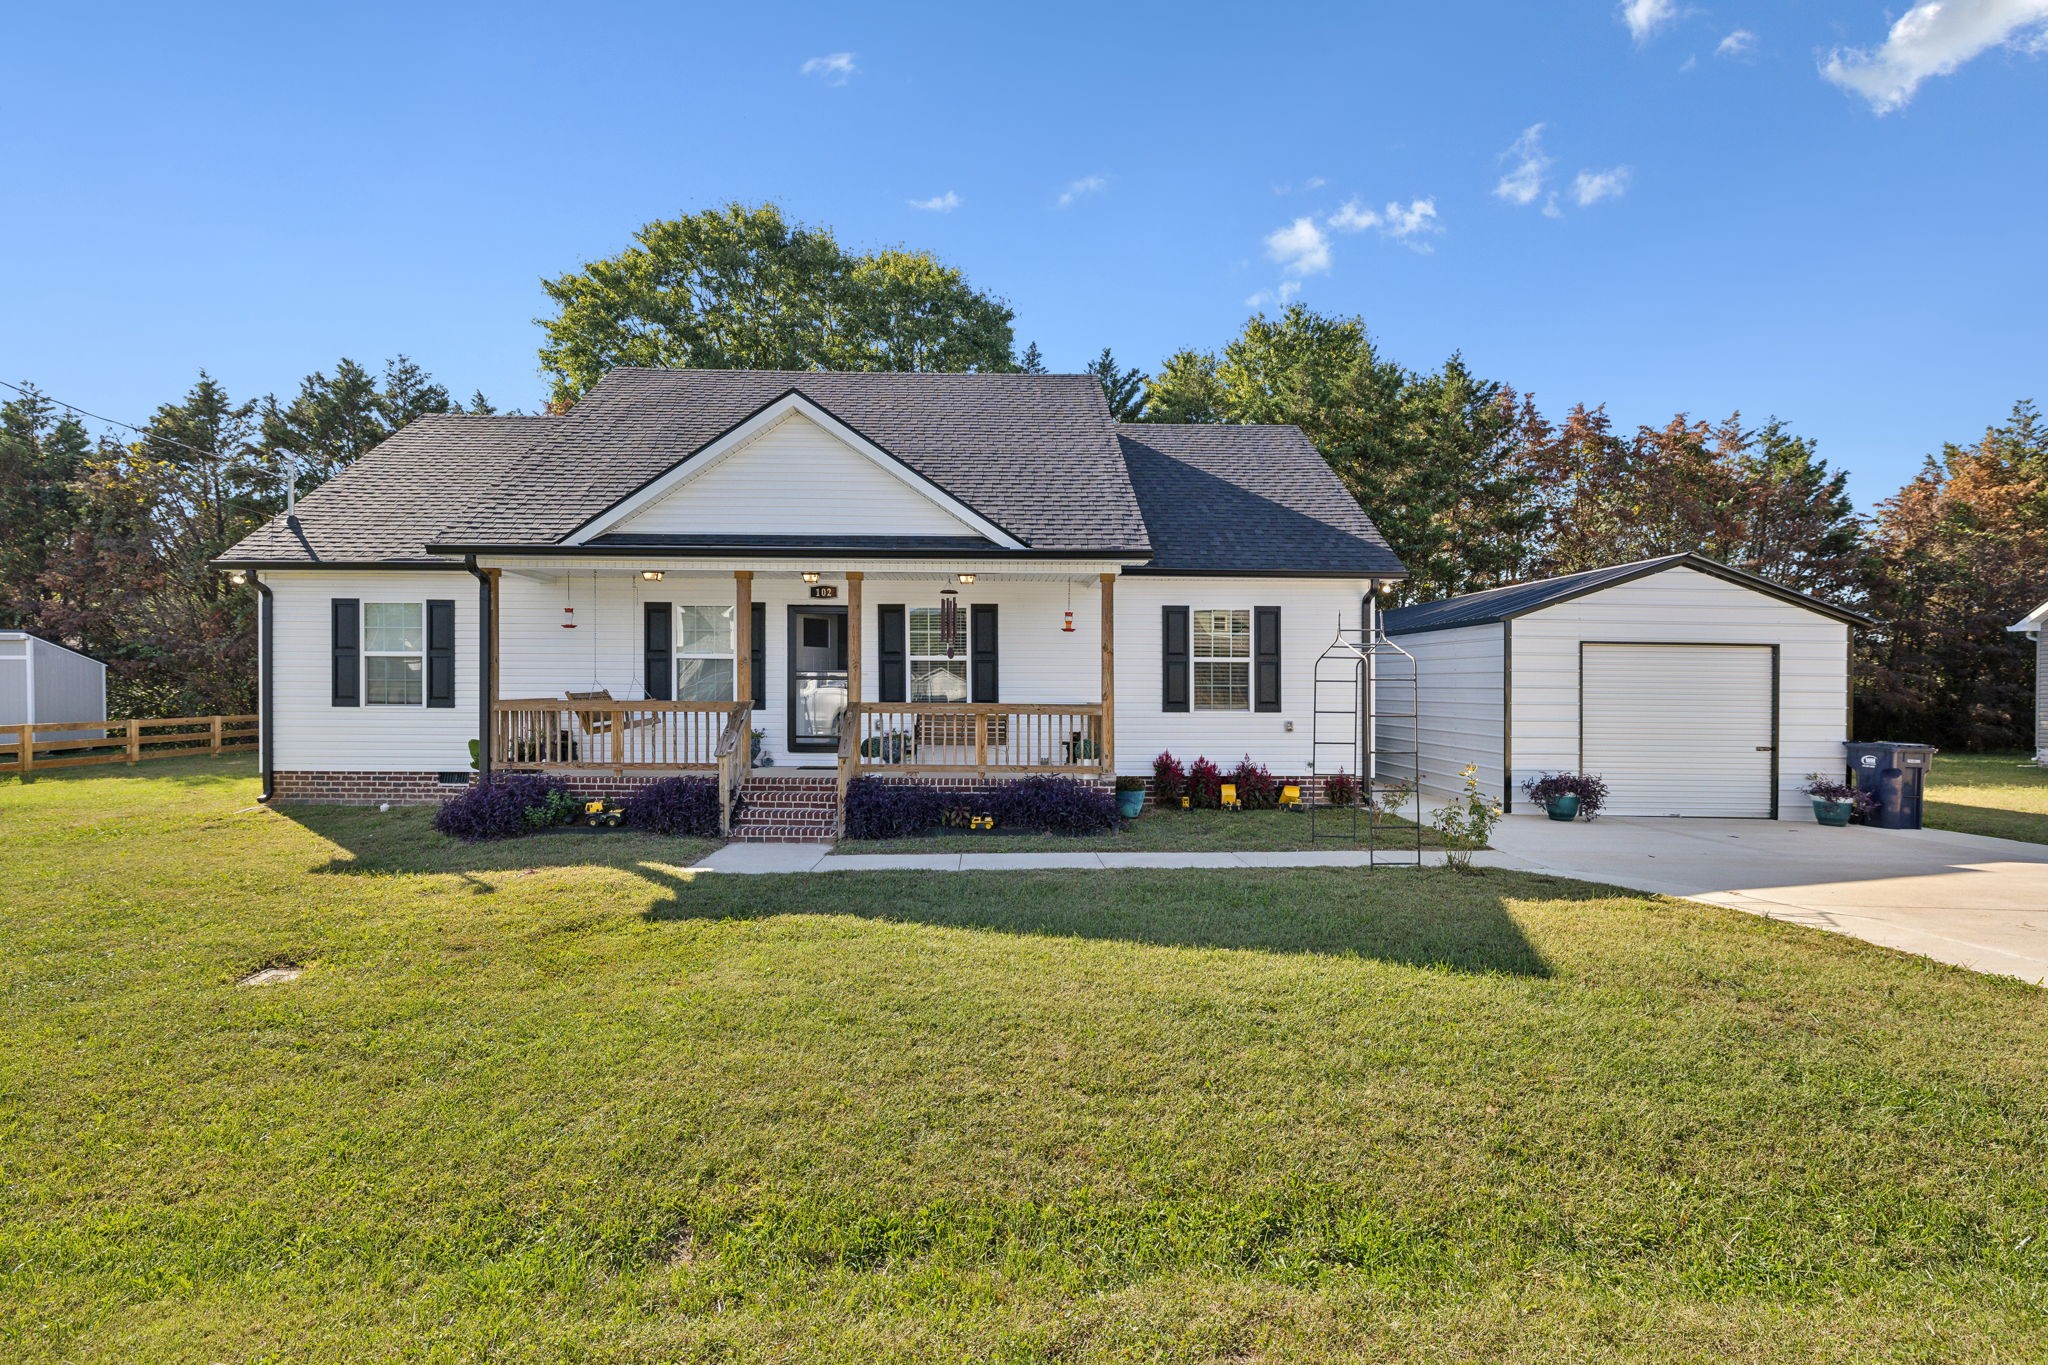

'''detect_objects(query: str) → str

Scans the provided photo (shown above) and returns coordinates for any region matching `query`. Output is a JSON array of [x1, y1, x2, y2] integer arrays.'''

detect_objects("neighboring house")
[[2010, 599, 2048, 765], [1384, 555, 1869, 818], [0, 632, 107, 730], [215, 370, 1405, 828]]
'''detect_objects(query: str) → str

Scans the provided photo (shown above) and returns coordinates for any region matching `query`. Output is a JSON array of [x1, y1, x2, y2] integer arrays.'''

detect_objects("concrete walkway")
[[1487, 815, 2048, 985], [690, 843, 1506, 874]]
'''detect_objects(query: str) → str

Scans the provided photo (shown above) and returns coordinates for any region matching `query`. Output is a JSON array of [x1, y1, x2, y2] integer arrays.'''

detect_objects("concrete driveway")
[[1488, 815, 2048, 984]]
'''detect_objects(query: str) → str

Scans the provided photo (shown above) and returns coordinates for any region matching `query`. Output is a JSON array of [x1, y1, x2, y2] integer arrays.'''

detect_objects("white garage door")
[[1581, 644, 1774, 817]]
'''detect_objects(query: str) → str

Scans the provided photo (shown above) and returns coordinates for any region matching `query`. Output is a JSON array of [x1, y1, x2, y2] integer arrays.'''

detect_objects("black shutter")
[[331, 598, 360, 707], [750, 602, 766, 708], [1161, 605, 1190, 712], [426, 599, 456, 708], [1254, 606, 1281, 712], [643, 602, 672, 700], [970, 604, 999, 702], [877, 604, 907, 702]]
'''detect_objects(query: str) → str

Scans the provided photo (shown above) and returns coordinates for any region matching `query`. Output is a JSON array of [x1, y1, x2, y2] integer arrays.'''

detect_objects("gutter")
[[465, 555, 493, 783], [252, 572, 275, 802]]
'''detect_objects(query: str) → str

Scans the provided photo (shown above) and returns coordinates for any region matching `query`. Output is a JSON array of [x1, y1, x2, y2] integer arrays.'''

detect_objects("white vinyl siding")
[[263, 570, 475, 771], [1115, 576, 1373, 778], [1581, 644, 1775, 817], [610, 413, 982, 539], [1378, 621, 1505, 805]]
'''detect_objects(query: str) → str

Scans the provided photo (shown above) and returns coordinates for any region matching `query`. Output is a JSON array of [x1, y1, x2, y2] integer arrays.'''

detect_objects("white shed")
[[0, 632, 108, 729], [1382, 556, 1865, 818]]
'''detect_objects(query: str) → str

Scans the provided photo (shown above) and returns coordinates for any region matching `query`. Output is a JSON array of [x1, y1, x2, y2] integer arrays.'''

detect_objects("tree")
[[0, 386, 91, 627], [1736, 418, 1863, 601], [1087, 347, 1146, 421], [536, 202, 1016, 404], [258, 356, 473, 493], [1858, 401, 2047, 748], [1015, 341, 1047, 374], [1137, 306, 1540, 601]]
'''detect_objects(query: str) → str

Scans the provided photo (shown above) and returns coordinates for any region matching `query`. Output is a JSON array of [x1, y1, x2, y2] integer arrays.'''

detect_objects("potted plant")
[[1115, 774, 1146, 819], [1522, 771, 1608, 822], [1800, 774, 1874, 827]]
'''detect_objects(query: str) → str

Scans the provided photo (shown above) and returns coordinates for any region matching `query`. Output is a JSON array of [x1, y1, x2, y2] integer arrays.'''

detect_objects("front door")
[[787, 606, 848, 753]]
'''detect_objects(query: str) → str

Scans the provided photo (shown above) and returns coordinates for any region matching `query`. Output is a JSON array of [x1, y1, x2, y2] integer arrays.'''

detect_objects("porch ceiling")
[[483, 556, 1131, 583]]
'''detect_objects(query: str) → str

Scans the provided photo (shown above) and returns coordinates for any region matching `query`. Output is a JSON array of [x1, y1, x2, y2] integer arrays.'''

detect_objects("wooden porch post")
[[733, 570, 753, 705], [845, 572, 864, 710], [485, 568, 502, 707], [1099, 573, 1115, 772]]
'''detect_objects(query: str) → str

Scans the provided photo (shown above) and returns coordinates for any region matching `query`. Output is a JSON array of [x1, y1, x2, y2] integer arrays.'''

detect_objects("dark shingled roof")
[[217, 415, 553, 565], [1383, 554, 1871, 635], [217, 371, 1406, 576], [433, 369, 1150, 554], [1115, 425, 1405, 576]]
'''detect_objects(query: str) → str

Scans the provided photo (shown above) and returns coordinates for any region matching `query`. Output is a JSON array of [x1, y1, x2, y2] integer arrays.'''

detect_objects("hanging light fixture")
[[802, 571, 821, 584], [957, 573, 975, 585], [641, 569, 664, 582], [561, 576, 577, 629], [1062, 577, 1076, 633]]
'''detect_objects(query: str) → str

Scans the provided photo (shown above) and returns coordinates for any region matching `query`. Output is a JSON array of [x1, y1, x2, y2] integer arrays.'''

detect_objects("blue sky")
[[4, 1, 2045, 506]]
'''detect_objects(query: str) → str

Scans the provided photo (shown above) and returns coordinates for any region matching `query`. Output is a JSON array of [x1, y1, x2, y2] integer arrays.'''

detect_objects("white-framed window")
[[363, 601, 425, 706], [1192, 608, 1250, 711], [908, 605, 968, 703], [674, 604, 736, 702]]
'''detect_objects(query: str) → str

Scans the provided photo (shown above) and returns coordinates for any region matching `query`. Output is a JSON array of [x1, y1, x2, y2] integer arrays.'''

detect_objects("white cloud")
[[1823, 0, 2048, 112], [908, 191, 961, 212], [1244, 289, 1272, 308], [1572, 167, 1632, 206], [1494, 124, 1552, 206], [1278, 280, 1303, 302], [1304, 176, 1327, 190], [1542, 192, 1563, 219], [1716, 28, 1757, 57], [1380, 198, 1441, 244], [800, 52, 856, 84], [1264, 216, 1331, 275], [1327, 198, 1381, 232], [1057, 175, 1107, 207], [1620, 0, 1679, 42]]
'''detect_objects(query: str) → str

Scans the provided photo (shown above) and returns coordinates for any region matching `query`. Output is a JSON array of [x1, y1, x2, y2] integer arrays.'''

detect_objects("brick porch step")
[[730, 770, 840, 843]]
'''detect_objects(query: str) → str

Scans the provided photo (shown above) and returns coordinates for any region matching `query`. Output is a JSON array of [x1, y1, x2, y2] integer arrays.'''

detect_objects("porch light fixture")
[[957, 573, 975, 585], [640, 570, 664, 582], [802, 571, 821, 584], [225, 570, 247, 586]]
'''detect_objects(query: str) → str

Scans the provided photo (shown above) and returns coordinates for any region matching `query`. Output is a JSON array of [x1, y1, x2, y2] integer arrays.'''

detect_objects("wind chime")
[[939, 589, 961, 658], [1062, 577, 1076, 633]]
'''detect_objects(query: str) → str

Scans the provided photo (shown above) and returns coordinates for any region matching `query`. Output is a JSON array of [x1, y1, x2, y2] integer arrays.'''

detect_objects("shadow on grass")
[[635, 862, 1557, 975], [278, 803, 717, 878]]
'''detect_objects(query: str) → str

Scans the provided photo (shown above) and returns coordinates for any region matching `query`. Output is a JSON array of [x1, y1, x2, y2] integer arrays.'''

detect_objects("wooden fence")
[[1, 715, 258, 775]]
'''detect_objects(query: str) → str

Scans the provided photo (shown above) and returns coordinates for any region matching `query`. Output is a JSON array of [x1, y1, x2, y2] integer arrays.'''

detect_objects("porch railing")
[[840, 702, 1108, 777], [491, 698, 752, 835]]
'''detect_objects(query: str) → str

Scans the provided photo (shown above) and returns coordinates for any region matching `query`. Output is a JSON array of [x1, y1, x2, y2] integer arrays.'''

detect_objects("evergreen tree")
[[1015, 341, 1047, 374], [0, 386, 92, 627], [1087, 347, 1147, 421]]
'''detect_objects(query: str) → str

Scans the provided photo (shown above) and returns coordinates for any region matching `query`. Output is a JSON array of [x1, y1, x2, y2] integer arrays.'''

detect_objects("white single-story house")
[[2010, 598, 2048, 765], [1383, 556, 1869, 818], [215, 370, 1407, 834], [0, 632, 107, 729]]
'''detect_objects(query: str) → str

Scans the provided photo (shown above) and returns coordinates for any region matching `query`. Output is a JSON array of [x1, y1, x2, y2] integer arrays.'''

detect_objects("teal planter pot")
[[1811, 797, 1853, 827], [1117, 789, 1145, 819], [1545, 794, 1581, 822]]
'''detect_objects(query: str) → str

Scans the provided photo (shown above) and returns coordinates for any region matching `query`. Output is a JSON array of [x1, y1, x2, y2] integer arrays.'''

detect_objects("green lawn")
[[846, 805, 1446, 853], [1925, 750, 2048, 845], [3, 758, 2047, 1361]]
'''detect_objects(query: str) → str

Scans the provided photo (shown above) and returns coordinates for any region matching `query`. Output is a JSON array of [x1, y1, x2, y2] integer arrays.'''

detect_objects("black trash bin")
[[1843, 741, 1938, 830]]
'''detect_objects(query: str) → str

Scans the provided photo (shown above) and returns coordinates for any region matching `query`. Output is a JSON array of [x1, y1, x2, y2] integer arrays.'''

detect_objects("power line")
[[0, 376, 236, 466]]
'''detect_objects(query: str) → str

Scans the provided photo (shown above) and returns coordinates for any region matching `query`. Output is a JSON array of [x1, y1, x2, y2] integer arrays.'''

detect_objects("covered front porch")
[[479, 557, 1120, 824]]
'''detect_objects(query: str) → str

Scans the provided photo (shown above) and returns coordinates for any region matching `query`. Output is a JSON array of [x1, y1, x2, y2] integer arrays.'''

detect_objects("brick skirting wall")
[[270, 769, 718, 806]]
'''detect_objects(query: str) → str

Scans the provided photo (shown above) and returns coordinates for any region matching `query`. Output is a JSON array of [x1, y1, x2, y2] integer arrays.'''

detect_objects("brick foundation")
[[270, 769, 712, 807]]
